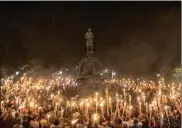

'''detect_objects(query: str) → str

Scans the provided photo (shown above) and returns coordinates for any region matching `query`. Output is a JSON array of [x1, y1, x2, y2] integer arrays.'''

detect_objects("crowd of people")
[[0, 104, 180, 128], [0, 70, 181, 128]]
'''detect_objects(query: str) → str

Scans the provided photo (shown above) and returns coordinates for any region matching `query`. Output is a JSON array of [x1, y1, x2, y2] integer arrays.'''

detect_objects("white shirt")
[[138, 122, 142, 126], [128, 119, 134, 127], [122, 121, 129, 127], [40, 119, 47, 128], [30, 120, 39, 128], [13, 124, 23, 128]]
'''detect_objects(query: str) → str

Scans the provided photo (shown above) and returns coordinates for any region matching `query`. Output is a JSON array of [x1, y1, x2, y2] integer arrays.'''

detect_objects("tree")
[[165, 67, 181, 83], [172, 67, 181, 82]]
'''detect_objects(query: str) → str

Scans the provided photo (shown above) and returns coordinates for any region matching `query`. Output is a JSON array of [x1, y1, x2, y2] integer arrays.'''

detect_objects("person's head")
[[154, 116, 158, 121], [143, 115, 148, 120], [28, 111, 32, 115], [125, 117, 129, 121], [118, 119, 122, 125], [17, 119, 23, 125], [50, 107, 54, 111], [76, 124, 82, 128], [0, 110, 3, 116], [106, 121, 111, 127], [15, 112, 19, 118], [41, 114, 45, 119], [138, 115, 142, 120], [23, 116, 28, 121], [78, 118, 84, 124], [54, 119, 60, 125], [123, 124, 128, 128], [114, 118, 118, 124], [27, 116, 32, 122], [88, 28, 91, 32], [163, 119, 168, 125], [133, 119, 138, 125], [175, 114, 180, 120], [43, 125, 49, 128], [106, 116, 111, 121], [33, 115, 38, 121], [131, 115, 134, 119], [93, 124, 98, 128]]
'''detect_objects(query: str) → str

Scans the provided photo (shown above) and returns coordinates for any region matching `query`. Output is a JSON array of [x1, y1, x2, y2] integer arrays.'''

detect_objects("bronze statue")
[[85, 28, 94, 53]]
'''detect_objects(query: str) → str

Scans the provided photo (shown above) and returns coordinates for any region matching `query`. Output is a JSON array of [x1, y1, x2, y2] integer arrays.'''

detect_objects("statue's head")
[[88, 28, 91, 32]]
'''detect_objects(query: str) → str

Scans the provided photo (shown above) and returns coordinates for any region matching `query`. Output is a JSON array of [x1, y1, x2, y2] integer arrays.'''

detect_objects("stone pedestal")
[[77, 75, 103, 84], [76, 52, 104, 96], [77, 52, 103, 84]]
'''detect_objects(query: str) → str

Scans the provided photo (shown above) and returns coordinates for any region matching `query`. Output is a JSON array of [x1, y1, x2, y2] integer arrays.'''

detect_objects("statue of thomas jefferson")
[[85, 28, 94, 52]]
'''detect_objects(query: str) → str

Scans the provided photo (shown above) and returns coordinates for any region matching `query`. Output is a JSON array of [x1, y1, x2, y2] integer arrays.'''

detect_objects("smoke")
[[103, 8, 181, 75], [157, 9, 181, 76], [103, 40, 158, 75]]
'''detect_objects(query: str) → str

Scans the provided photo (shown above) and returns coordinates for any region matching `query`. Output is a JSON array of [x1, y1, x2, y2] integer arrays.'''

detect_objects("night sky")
[[0, 1, 181, 76]]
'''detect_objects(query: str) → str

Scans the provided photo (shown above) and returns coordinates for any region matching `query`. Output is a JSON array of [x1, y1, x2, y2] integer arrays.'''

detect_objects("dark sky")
[[0, 1, 181, 75]]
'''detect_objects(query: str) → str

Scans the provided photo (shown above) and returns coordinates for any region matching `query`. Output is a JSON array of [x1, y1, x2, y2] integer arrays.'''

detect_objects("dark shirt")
[[142, 120, 149, 128], [132, 124, 140, 128], [172, 119, 181, 128], [4, 116, 17, 128], [153, 122, 160, 128], [23, 121, 30, 128], [0, 117, 5, 128], [162, 124, 168, 128]]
